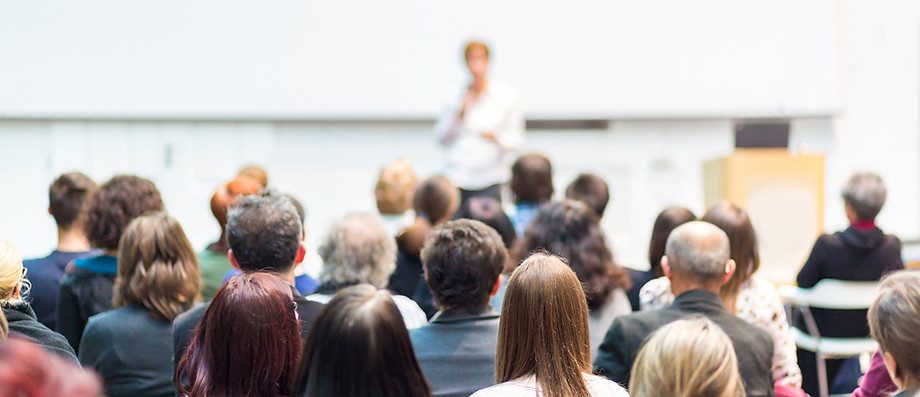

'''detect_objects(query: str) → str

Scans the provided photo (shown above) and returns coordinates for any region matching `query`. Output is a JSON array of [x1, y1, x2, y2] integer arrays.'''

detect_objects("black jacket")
[[594, 290, 775, 397], [56, 266, 116, 352], [4, 301, 77, 363]]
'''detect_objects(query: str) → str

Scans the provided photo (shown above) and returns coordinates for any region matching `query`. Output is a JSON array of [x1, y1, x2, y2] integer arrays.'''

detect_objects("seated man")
[[410, 219, 506, 397], [594, 221, 775, 397]]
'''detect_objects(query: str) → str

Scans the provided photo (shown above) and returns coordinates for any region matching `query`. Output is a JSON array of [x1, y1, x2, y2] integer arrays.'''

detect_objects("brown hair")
[[702, 201, 758, 313], [496, 253, 591, 397], [398, 175, 459, 256], [375, 158, 417, 215], [49, 172, 97, 230], [511, 153, 554, 204], [84, 175, 164, 250], [113, 212, 200, 322], [464, 41, 490, 61], [868, 271, 920, 387], [178, 273, 301, 397], [237, 165, 268, 187], [565, 173, 610, 218], [648, 207, 697, 278]]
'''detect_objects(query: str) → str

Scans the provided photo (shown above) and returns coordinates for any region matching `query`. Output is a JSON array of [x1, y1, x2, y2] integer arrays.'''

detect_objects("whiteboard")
[[0, 0, 838, 119]]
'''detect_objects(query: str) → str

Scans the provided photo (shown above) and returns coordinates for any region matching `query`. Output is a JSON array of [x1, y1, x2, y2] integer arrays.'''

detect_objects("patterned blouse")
[[639, 276, 803, 388]]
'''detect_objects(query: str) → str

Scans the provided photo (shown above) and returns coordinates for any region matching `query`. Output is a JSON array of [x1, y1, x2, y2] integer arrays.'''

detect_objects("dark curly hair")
[[84, 175, 164, 250], [511, 200, 630, 310]]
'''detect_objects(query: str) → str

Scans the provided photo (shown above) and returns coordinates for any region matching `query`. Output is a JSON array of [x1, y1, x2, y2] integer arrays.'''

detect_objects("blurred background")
[[1, 0, 918, 281]]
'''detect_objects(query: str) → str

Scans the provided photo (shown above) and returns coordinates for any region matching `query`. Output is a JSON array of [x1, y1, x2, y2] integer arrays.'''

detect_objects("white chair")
[[778, 280, 880, 397]]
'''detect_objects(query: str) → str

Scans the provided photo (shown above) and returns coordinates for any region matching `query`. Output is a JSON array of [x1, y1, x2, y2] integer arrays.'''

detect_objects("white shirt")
[[471, 374, 630, 397], [305, 292, 428, 330], [433, 80, 524, 190]]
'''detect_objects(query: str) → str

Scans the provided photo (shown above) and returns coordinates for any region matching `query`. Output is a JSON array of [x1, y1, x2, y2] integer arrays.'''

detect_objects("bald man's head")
[[664, 221, 731, 283]]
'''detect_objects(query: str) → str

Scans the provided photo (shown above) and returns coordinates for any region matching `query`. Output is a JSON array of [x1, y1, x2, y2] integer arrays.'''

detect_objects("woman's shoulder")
[[585, 374, 630, 396], [638, 276, 674, 310]]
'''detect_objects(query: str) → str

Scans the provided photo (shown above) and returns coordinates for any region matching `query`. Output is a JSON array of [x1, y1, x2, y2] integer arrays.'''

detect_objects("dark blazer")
[[409, 307, 501, 397], [56, 255, 118, 351], [4, 301, 77, 363], [594, 290, 775, 397]]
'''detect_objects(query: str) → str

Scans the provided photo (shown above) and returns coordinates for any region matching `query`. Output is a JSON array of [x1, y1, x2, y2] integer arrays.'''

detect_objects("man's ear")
[[294, 242, 306, 265], [662, 256, 672, 280], [720, 259, 736, 286], [228, 249, 241, 271]]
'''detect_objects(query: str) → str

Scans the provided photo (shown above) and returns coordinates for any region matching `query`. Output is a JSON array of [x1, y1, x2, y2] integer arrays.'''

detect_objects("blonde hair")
[[0, 309, 8, 340], [0, 239, 25, 304], [496, 252, 592, 397], [374, 159, 417, 215], [630, 317, 745, 397], [868, 270, 920, 388]]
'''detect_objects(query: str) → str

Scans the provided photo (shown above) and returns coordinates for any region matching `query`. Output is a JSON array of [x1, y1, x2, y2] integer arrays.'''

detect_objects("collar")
[[74, 255, 118, 275], [851, 219, 877, 231], [431, 306, 499, 323], [2, 301, 37, 320], [670, 289, 728, 314]]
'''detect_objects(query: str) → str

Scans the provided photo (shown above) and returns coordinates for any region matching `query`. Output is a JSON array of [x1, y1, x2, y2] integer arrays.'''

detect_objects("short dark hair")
[[421, 219, 507, 312], [565, 173, 610, 218], [84, 175, 164, 250], [648, 207, 697, 278], [454, 197, 516, 249], [511, 154, 554, 204], [48, 172, 97, 230], [227, 190, 302, 273]]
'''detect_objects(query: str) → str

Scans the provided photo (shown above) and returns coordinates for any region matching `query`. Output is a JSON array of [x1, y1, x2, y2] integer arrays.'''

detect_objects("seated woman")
[[78, 212, 200, 397], [471, 253, 628, 397], [511, 200, 632, 356], [56, 175, 164, 351], [866, 271, 920, 397], [307, 212, 427, 329], [796, 172, 903, 395], [178, 273, 301, 397], [291, 284, 432, 397], [0, 239, 76, 361], [629, 317, 744, 397], [641, 201, 803, 388], [625, 206, 696, 311]]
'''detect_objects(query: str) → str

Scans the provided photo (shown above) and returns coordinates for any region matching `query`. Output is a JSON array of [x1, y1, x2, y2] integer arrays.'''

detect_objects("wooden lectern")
[[703, 149, 825, 284]]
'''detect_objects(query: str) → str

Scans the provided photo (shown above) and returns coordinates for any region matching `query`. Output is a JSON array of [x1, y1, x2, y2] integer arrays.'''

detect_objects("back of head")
[[375, 158, 418, 215], [318, 213, 396, 289], [512, 200, 629, 310], [413, 175, 459, 224], [665, 221, 731, 285], [0, 238, 24, 305], [0, 337, 103, 397], [84, 175, 164, 250], [226, 190, 302, 273], [113, 212, 200, 322], [178, 272, 300, 397], [702, 202, 758, 307], [842, 172, 887, 221], [49, 172, 97, 230], [648, 207, 697, 278], [292, 284, 431, 397], [565, 173, 610, 218], [421, 219, 507, 313], [454, 197, 516, 249], [630, 317, 743, 397], [868, 271, 920, 388], [209, 175, 261, 228], [496, 253, 591, 397], [511, 153, 554, 204], [237, 165, 268, 187]]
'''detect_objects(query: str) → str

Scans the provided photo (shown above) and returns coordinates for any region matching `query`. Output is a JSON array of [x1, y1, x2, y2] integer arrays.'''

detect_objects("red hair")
[[0, 337, 102, 397]]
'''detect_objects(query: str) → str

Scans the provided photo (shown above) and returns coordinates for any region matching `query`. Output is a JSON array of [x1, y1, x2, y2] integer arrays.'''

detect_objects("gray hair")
[[318, 213, 397, 288], [665, 221, 731, 282], [842, 172, 887, 220]]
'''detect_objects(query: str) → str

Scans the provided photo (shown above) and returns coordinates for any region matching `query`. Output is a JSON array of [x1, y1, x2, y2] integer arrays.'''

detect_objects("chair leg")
[[817, 352, 828, 397]]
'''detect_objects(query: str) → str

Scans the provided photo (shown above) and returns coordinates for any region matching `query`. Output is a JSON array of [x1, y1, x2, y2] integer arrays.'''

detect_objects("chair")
[[778, 280, 880, 397]]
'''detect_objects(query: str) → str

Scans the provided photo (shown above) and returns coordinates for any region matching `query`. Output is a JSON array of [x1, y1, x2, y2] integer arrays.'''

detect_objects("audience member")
[[237, 164, 268, 187], [78, 212, 200, 397], [307, 213, 427, 329], [512, 200, 631, 356], [642, 201, 802, 388], [178, 273, 301, 397], [509, 153, 553, 237], [595, 221, 774, 397], [292, 284, 432, 397], [0, 238, 76, 362], [375, 158, 418, 237], [629, 317, 744, 397], [565, 173, 610, 219], [172, 191, 324, 374], [624, 206, 695, 311], [198, 174, 260, 300], [23, 172, 99, 330], [866, 271, 920, 397], [796, 172, 903, 395], [387, 175, 459, 297], [472, 253, 629, 397], [56, 175, 164, 351], [0, 337, 103, 397], [410, 219, 506, 397]]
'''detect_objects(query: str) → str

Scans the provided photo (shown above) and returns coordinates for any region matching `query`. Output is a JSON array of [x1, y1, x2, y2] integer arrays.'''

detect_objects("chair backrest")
[[779, 279, 880, 310]]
